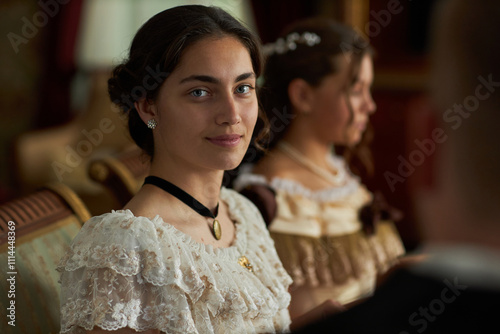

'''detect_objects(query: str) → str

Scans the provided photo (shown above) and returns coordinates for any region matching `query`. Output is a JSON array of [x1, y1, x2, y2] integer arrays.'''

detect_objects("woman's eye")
[[190, 89, 209, 97], [350, 85, 366, 96], [235, 84, 254, 94]]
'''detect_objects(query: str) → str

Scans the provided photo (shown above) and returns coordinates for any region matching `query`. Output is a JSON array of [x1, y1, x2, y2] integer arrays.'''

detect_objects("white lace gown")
[[57, 188, 292, 334]]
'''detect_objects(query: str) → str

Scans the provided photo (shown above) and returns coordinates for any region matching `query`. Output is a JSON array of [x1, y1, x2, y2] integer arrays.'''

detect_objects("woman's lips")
[[206, 134, 242, 148]]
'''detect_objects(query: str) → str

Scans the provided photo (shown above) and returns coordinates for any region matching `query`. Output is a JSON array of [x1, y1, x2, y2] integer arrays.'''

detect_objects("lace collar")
[[233, 159, 362, 203]]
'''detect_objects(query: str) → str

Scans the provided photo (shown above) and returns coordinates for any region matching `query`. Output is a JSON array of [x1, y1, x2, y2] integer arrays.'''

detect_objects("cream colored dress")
[[57, 188, 292, 334], [234, 156, 405, 313]]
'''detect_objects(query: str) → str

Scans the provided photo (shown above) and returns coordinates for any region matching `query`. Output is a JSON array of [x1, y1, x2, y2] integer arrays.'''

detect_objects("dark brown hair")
[[108, 5, 264, 159], [257, 17, 374, 176]]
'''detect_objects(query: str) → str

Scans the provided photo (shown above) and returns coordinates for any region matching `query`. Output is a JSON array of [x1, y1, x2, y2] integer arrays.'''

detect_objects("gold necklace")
[[277, 141, 345, 186]]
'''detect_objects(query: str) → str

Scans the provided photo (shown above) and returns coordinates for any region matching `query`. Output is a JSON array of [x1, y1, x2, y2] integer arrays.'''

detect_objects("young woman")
[[57, 6, 298, 333], [234, 18, 405, 318]]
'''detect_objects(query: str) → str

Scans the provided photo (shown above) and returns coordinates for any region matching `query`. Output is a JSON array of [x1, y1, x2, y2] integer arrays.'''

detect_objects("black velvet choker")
[[143, 175, 221, 240]]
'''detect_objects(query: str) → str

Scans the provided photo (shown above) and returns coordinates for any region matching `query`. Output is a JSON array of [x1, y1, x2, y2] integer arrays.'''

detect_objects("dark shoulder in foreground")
[[293, 268, 500, 334]]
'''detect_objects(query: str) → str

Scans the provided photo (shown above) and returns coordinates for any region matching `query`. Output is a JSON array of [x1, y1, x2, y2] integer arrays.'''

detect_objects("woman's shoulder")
[[57, 210, 180, 275], [232, 157, 296, 192], [75, 209, 161, 244], [253, 152, 299, 180]]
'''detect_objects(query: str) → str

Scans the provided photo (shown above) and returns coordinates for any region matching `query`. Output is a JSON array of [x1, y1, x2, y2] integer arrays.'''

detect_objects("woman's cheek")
[[248, 102, 259, 127], [347, 124, 364, 146]]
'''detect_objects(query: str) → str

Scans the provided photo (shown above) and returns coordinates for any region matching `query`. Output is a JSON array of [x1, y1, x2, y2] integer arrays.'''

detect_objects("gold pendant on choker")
[[212, 219, 222, 240]]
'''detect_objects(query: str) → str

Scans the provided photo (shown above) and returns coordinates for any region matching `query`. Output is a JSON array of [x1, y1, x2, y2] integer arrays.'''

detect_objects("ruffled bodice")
[[234, 162, 405, 306], [57, 187, 292, 334]]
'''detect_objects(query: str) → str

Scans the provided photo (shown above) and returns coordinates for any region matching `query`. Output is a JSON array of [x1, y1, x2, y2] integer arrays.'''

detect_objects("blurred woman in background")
[[234, 18, 405, 318]]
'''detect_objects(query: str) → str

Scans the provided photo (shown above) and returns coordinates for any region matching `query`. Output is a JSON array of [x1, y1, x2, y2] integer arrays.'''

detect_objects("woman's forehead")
[[169, 36, 254, 82]]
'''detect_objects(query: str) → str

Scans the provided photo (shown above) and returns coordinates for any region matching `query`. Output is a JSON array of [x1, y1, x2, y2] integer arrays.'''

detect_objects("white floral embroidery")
[[57, 188, 292, 334], [112, 299, 141, 327]]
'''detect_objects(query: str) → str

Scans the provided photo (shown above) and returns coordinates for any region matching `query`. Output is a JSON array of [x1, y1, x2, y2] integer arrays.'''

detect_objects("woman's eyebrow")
[[235, 72, 255, 82], [180, 75, 219, 84], [179, 72, 255, 85]]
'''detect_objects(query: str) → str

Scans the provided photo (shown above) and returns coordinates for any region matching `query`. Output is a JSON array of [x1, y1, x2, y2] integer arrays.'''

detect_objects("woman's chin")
[[215, 156, 245, 172], [347, 132, 364, 146]]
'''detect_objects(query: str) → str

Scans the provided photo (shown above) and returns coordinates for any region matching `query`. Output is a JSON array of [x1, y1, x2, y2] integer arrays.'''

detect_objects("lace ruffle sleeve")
[[57, 211, 199, 334]]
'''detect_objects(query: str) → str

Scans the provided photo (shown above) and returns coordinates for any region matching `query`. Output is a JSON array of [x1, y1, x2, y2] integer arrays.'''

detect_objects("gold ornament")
[[238, 256, 253, 272]]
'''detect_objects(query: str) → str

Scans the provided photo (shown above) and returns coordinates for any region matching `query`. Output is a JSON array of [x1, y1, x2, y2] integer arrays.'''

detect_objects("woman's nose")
[[366, 92, 377, 114], [215, 95, 241, 125]]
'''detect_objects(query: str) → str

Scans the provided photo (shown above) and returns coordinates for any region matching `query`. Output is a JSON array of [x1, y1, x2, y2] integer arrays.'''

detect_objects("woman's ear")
[[134, 98, 157, 125], [288, 78, 315, 115]]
